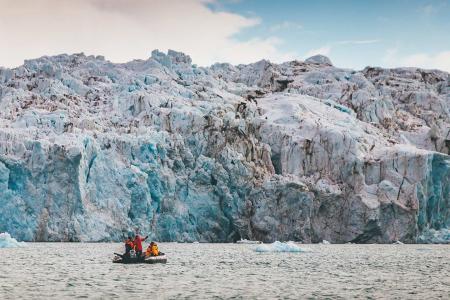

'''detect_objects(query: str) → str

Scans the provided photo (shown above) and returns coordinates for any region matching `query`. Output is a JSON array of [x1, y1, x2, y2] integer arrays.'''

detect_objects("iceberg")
[[0, 232, 26, 248], [255, 241, 305, 253]]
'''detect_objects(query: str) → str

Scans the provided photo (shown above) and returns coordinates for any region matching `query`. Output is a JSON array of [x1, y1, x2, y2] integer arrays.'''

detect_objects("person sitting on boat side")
[[124, 236, 134, 258], [146, 241, 159, 256], [133, 233, 148, 258]]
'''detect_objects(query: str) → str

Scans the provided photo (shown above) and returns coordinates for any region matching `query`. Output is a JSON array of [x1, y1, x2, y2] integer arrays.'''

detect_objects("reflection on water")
[[0, 243, 449, 299]]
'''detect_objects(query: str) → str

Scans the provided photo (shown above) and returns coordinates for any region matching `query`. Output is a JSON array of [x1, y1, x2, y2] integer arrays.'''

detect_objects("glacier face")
[[0, 50, 449, 243]]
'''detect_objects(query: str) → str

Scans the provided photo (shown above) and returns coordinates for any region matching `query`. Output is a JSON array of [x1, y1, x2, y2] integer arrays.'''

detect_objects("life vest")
[[151, 244, 159, 256]]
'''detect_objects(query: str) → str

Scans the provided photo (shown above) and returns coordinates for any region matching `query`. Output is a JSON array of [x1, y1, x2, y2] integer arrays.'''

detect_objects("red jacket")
[[133, 235, 146, 251]]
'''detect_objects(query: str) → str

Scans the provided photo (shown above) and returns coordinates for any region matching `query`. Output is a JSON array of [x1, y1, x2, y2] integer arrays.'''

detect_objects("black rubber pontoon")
[[113, 253, 167, 264]]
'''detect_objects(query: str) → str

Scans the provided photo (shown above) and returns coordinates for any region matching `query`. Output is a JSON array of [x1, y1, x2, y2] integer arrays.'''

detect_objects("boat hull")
[[113, 254, 167, 264]]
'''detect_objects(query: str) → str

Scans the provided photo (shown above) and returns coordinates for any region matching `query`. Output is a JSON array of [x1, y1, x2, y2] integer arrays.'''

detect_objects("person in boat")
[[146, 241, 159, 257], [116, 236, 134, 258], [133, 233, 148, 258]]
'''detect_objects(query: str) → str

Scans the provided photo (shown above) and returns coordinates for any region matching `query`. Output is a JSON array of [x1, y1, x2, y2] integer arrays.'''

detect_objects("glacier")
[[0, 49, 449, 243]]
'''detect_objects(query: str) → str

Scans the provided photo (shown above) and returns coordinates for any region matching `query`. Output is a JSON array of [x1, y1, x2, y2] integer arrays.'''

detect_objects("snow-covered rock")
[[0, 50, 449, 243]]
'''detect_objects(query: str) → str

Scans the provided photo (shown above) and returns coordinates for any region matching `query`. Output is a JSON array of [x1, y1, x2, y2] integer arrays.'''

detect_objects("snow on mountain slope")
[[0, 50, 448, 243]]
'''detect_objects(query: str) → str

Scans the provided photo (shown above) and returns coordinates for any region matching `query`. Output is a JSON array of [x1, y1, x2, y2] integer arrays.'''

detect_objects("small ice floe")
[[236, 239, 262, 244], [321, 240, 331, 244], [0, 232, 26, 248], [393, 240, 404, 245], [255, 241, 306, 253]]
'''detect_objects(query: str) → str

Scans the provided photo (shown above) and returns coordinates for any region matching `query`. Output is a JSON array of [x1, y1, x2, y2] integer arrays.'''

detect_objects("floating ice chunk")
[[0, 232, 26, 248], [255, 241, 305, 253], [236, 239, 262, 244]]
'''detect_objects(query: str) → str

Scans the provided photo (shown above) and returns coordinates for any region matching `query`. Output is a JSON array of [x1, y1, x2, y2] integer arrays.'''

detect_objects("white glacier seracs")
[[0, 50, 449, 244]]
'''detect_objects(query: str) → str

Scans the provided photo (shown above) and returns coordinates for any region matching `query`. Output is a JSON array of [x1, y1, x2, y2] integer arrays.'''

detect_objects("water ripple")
[[0, 243, 449, 299]]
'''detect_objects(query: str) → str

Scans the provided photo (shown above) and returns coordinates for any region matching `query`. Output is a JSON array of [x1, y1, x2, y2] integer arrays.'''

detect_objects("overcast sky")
[[1, 0, 449, 71]]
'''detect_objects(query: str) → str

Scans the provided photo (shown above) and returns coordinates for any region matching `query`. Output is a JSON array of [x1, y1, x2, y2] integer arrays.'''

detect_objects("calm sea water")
[[0, 243, 449, 299]]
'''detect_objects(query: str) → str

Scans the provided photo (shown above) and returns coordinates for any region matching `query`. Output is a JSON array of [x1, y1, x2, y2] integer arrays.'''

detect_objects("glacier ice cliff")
[[0, 50, 449, 243]]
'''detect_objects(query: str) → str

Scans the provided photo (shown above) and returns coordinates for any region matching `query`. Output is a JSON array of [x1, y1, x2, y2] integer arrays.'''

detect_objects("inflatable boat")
[[113, 253, 167, 264]]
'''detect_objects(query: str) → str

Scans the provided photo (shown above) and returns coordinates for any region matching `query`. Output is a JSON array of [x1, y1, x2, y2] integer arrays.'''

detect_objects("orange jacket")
[[151, 244, 159, 256], [146, 244, 159, 256]]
